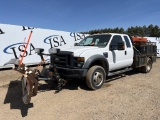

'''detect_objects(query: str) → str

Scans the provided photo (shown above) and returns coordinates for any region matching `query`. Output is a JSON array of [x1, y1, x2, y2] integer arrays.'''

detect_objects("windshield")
[[77, 34, 111, 47]]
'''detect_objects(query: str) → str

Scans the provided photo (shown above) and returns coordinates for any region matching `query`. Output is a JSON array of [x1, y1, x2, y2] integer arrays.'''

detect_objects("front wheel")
[[141, 58, 152, 73], [86, 66, 106, 90]]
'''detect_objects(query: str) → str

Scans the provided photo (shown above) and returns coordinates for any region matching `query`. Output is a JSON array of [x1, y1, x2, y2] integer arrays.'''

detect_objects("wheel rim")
[[93, 71, 103, 86]]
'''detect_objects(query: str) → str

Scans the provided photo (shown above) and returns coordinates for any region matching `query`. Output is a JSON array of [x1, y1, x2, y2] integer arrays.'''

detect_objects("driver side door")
[[108, 35, 127, 71]]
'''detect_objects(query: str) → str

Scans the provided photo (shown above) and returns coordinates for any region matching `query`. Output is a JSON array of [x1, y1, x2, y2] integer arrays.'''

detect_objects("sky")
[[0, 0, 160, 32]]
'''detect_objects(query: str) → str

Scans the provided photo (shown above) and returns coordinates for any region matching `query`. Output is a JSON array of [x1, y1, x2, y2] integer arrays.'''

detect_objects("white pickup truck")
[[49, 33, 156, 90]]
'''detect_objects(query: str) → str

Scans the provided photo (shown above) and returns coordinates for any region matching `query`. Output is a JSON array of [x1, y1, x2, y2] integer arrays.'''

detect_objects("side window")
[[123, 36, 131, 48], [110, 35, 123, 50], [110, 35, 123, 45]]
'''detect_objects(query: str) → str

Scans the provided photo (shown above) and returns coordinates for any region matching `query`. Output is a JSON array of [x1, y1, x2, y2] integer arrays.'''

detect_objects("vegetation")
[[82, 24, 160, 37]]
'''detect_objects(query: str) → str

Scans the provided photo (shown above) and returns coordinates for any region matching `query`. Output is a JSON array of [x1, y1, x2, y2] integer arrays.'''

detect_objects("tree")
[[82, 24, 160, 37]]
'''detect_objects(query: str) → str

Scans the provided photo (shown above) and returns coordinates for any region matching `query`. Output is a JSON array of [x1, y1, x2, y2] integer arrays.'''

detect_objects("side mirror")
[[117, 41, 125, 50], [35, 48, 44, 54], [110, 44, 116, 51], [110, 41, 125, 51]]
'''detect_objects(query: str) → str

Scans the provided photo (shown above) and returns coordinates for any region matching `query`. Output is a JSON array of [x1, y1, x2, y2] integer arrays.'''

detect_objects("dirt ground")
[[0, 59, 160, 120]]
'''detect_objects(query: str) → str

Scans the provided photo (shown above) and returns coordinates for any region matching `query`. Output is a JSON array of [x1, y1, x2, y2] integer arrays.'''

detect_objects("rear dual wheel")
[[141, 58, 152, 73]]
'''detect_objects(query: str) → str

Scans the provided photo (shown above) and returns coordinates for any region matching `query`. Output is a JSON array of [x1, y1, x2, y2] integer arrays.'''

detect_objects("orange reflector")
[[76, 57, 85, 62]]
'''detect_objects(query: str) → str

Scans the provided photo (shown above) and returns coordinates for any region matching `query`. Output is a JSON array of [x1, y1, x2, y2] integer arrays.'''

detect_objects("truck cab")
[[77, 33, 134, 71]]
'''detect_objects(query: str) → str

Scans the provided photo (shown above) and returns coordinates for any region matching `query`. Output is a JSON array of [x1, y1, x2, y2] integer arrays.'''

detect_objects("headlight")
[[74, 57, 85, 68]]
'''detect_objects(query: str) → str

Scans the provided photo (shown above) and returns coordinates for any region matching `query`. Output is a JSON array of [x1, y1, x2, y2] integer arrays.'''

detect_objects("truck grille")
[[51, 51, 74, 68]]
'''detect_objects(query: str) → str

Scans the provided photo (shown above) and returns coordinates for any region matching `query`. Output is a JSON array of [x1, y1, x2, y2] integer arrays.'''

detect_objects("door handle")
[[125, 51, 127, 55]]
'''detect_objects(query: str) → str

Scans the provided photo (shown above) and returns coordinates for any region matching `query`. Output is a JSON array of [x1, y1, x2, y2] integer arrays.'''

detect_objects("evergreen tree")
[[82, 24, 160, 37]]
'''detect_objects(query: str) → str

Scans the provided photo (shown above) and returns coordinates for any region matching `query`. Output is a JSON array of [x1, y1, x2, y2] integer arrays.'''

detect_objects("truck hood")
[[60, 46, 99, 56]]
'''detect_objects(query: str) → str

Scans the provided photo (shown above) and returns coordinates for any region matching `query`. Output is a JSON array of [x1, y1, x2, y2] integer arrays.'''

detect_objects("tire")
[[141, 58, 152, 73], [21, 76, 31, 104], [86, 66, 106, 90]]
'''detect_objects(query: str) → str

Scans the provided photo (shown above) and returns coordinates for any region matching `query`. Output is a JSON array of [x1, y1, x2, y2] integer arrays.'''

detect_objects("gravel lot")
[[0, 59, 160, 120]]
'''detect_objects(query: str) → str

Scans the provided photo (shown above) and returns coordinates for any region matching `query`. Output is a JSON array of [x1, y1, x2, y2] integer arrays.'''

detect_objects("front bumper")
[[56, 67, 88, 78]]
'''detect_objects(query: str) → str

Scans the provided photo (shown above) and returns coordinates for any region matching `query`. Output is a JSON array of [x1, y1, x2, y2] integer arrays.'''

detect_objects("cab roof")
[[90, 33, 128, 36]]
